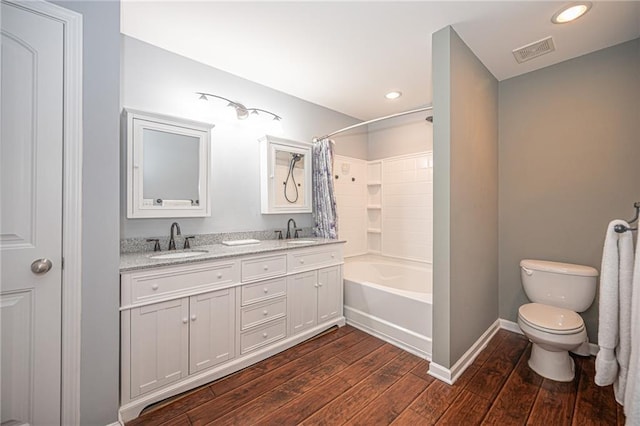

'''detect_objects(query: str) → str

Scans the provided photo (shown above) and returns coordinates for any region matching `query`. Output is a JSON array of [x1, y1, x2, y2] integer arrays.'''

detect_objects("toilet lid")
[[518, 303, 584, 334]]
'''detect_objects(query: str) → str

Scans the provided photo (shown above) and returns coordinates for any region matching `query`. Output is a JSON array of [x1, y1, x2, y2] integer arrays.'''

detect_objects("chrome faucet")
[[286, 218, 296, 239], [168, 222, 181, 250]]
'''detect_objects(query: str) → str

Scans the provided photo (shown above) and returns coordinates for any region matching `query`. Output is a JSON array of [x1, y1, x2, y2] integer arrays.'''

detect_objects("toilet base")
[[528, 343, 575, 382]]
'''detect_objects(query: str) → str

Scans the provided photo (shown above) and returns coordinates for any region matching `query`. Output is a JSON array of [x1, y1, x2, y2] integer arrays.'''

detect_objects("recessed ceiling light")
[[385, 91, 402, 100], [551, 2, 592, 24]]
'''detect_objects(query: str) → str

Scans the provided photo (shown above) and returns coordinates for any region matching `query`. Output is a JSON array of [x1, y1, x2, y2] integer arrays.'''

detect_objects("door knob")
[[31, 258, 52, 275]]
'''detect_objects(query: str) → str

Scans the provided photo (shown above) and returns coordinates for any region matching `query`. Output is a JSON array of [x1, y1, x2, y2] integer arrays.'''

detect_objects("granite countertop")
[[120, 238, 345, 272]]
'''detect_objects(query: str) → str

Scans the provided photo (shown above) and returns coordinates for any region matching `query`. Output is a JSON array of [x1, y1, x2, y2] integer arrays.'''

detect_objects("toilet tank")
[[520, 259, 598, 312]]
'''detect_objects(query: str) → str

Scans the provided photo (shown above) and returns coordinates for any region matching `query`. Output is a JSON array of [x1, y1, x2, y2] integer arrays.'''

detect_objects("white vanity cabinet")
[[119, 242, 344, 422], [189, 288, 235, 374], [126, 287, 235, 398], [128, 298, 189, 399], [289, 265, 342, 335], [317, 266, 342, 322]]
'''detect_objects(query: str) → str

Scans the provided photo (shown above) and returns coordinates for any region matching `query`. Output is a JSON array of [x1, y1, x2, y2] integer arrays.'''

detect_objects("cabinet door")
[[189, 288, 235, 374], [317, 265, 342, 323], [130, 298, 189, 398], [288, 271, 318, 335]]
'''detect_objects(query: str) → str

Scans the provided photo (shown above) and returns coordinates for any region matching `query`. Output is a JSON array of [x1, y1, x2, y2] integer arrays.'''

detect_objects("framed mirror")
[[259, 135, 312, 214], [125, 109, 213, 218]]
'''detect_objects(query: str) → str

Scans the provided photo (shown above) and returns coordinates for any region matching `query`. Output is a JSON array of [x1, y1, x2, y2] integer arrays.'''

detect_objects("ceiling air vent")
[[512, 36, 555, 64]]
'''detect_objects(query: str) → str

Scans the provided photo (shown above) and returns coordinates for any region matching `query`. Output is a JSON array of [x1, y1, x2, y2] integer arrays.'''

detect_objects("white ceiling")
[[121, 1, 640, 121]]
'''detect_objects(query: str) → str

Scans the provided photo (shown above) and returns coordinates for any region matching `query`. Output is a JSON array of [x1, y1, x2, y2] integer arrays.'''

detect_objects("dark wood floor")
[[127, 325, 623, 426]]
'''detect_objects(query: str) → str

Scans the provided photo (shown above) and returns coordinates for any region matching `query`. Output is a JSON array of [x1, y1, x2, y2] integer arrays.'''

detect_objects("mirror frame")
[[259, 135, 312, 214], [125, 108, 213, 218]]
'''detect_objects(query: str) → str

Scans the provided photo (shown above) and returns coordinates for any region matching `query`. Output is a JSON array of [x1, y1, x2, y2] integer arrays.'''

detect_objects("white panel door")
[[189, 288, 235, 374], [288, 271, 317, 335], [317, 266, 342, 323], [130, 298, 189, 398], [1, 2, 64, 424]]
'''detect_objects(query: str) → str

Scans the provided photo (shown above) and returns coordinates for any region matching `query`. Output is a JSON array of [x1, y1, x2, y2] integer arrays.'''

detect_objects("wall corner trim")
[[428, 319, 500, 384], [499, 318, 523, 335]]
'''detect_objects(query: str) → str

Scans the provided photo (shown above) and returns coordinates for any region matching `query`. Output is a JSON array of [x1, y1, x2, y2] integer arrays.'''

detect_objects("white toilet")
[[517, 259, 598, 382]]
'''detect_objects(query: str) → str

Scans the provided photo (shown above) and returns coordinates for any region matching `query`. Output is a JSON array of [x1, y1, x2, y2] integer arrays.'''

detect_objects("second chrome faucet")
[[285, 218, 302, 239], [168, 222, 181, 250]]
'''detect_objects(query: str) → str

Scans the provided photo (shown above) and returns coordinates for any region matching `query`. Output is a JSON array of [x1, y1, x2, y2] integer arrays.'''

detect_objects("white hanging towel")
[[624, 228, 640, 424], [595, 220, 634, 406]]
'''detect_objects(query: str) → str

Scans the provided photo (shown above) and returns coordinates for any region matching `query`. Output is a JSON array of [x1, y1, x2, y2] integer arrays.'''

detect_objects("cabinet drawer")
[[241, 254, 287, 282], [241, 277, 286, 306], [240, 318, 287, 354], [241, 297, 286, 330], [124, 261, 239, 305], [288, 248, 342, 272]]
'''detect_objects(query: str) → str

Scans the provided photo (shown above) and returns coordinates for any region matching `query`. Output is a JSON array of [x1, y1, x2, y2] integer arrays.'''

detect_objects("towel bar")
[[614, 201, 640, 233]]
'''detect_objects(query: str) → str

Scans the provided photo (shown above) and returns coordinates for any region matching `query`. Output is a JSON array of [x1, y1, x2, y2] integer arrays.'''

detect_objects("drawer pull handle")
[[331, 254, 335, 258], [262, 332, 268, 338], [217, 273, 223, 279], [263, 288, 269, 293], [191, 314, 197, 322], [182, 318, 188, 324], [263, 310, 268, 316], [300, 259, 305, 264], [263, 265, 269, 271], [151, 284, 159, 291]]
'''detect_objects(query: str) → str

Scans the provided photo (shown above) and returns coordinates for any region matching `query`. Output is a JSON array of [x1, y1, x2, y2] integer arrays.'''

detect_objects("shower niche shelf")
[[259, 135, 312, 214], [366, 161, 383, 254]]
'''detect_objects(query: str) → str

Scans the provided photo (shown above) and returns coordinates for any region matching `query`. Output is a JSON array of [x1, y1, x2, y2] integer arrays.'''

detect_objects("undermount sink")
[[286, 240, 317, 245], [149, 250, 209, 260]]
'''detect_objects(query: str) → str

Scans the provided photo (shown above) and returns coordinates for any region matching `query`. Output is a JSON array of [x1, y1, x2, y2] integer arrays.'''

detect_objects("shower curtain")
[[312, 138, 338, 239]]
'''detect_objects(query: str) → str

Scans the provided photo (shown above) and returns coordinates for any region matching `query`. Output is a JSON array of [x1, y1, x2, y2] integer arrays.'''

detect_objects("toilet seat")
[[518, 303, 584, 335]]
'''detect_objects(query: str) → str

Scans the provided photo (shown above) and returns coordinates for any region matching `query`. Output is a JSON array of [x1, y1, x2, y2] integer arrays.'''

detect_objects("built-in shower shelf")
[[367, 181, 381, 186], [367, 228, 382, 234], [366, 205, 382, 209]]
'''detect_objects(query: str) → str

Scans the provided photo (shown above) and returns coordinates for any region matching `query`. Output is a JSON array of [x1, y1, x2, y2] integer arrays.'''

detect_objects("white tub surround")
[[334, 152, 433, 262], [119, 239, 344, 422], [343, 255, 432, 359]]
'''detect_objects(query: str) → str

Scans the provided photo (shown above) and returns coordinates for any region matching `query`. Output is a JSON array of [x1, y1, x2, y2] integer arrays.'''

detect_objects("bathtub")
[[343, 255, 432, 359]]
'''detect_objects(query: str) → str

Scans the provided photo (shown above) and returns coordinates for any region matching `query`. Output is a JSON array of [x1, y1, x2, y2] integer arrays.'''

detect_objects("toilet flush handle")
[[521, 266, 534, 276]]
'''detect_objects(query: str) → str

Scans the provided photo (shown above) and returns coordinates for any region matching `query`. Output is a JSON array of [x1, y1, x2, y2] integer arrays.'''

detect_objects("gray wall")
[[367, 113, 433, 160], [51, 1, 121, 424], [121, 36, 366, 239], [433, 26, 499, 368], [498, 38, 640, 343]]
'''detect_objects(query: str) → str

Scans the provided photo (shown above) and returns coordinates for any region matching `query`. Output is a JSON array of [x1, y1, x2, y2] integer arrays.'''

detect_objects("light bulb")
[[385, 91, 402, 100], [552, 2, 591, 24]]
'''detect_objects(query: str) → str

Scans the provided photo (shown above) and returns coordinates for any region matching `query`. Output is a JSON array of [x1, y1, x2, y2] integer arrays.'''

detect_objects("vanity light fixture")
[[551, 2, 592, 24], [385, 91, 402, 100], [196, 92, 282, 122]]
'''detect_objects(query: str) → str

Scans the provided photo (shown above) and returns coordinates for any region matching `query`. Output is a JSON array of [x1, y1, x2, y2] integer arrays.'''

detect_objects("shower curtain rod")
[[315, 105, 433, 141]]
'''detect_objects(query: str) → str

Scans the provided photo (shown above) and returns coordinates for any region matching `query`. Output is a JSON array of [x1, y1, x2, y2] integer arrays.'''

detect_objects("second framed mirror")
[[259, 135, 312, 214]]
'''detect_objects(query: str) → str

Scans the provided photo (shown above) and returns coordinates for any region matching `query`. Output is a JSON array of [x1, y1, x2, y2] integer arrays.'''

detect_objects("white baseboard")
[[499, 318, 523, 335], [428, 319, 500, 384], [425, 316, 601, 386]]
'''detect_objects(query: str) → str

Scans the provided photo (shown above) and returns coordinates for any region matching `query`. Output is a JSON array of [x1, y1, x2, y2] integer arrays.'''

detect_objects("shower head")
[[291, 153, 303, 162]]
